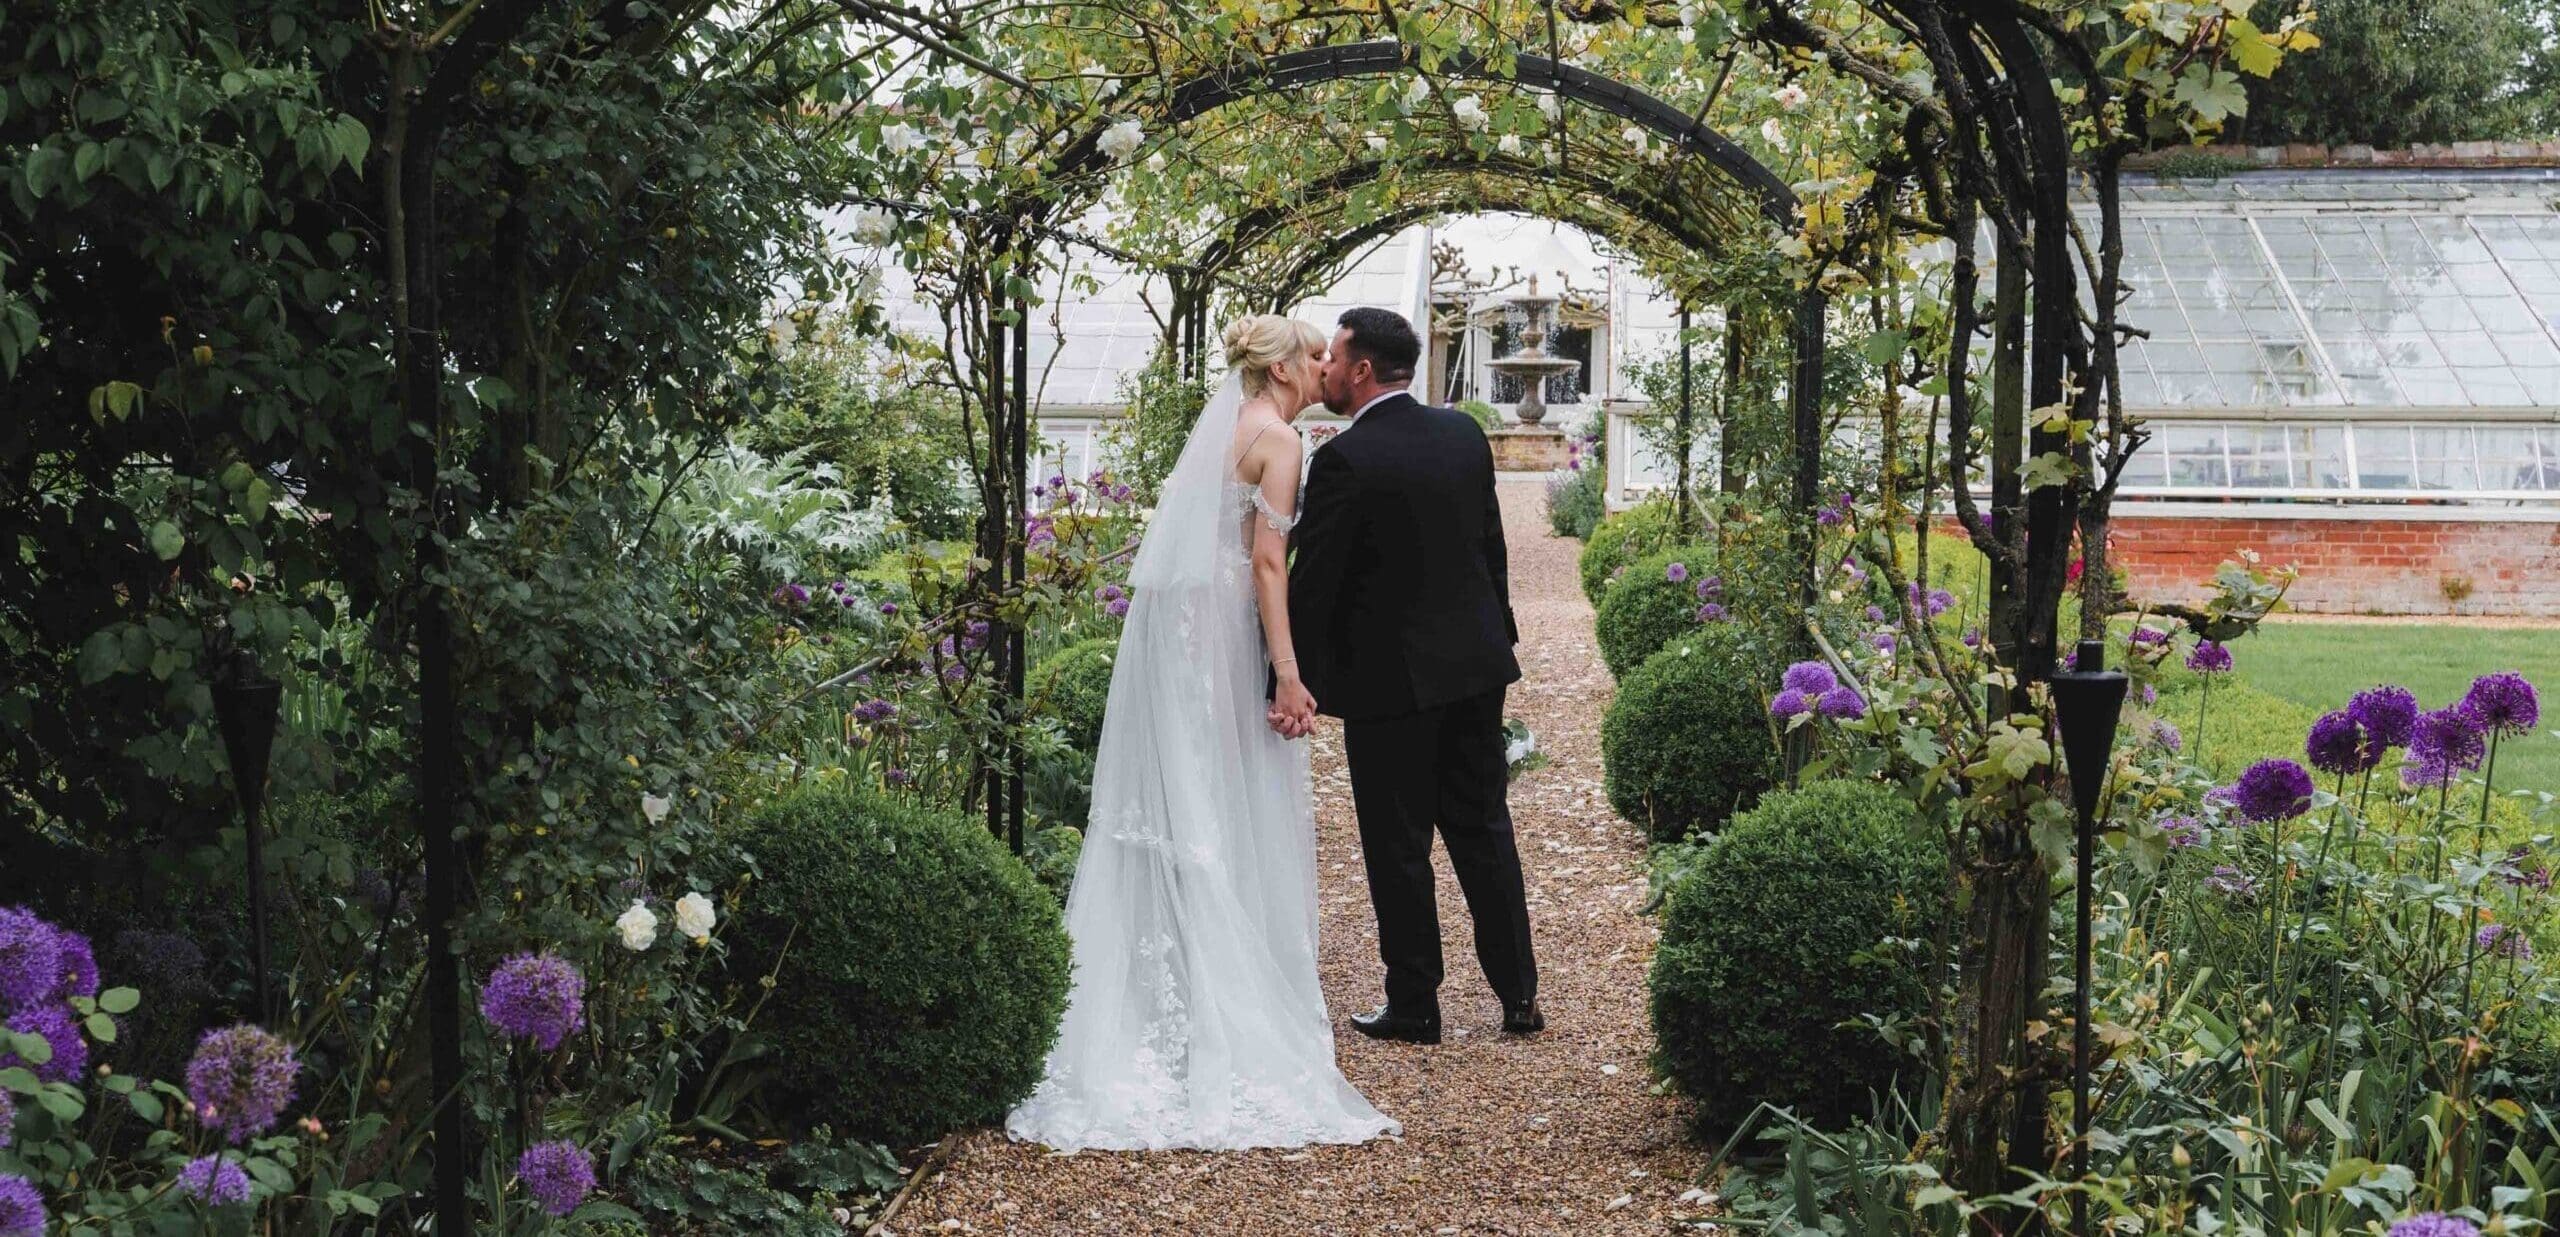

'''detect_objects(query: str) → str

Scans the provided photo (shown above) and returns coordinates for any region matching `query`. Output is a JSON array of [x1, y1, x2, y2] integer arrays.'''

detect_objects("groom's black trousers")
[[1342, 686, 1538, 1014]]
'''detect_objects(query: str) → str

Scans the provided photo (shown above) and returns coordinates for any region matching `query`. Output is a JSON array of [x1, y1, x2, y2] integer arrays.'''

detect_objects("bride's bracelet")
[[1272, 656, 1298, 669]]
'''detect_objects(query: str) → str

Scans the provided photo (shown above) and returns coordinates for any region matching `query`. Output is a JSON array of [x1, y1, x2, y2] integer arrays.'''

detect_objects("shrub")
[[1601, 623, 1777, 841], [1545, 468, 1604, 540], [724, 782, 1071, 1143], [1457, 398, 1503, 430], [1021, 824, 1084, 904], [1596, 545, 1722, 679], [1579, 499, 1682, 605], [1649, 779, 1945, 1134], [1031, 637, 1118, 753]]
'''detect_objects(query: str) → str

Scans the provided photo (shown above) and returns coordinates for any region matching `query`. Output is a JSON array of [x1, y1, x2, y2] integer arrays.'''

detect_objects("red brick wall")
[[2107, 512, 2560, 617]]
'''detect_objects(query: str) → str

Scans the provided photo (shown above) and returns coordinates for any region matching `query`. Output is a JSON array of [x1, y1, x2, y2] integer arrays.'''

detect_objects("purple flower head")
[[186, 1025, 298, 1144], [1871, 632, 1898, 654], [1816, 506, 1844, 527], [2142, 684, 2159, 706], [2476, 924, 2534, 961], [1026, 517, 1057, 548], [1106, 597, 1132, 618], [885, 767, 916, 787], [3, 1005, 85, 1083], [878, 600, 900, 617], [2186, 640, 2234, 675], [2146, 720, 2184, 754], [2206, 865, 2259, 899], [1926, 588, 1955, 617], [1769, 689, 1814, 721], [1695, 575, 1723, 601], [2389, 1215, 2483, 1237], [961, 620, 991, 652], [2305, 711, 2378, 777], [941, 662, 968, 683], [114, 928, 207, 999], [2159, 816, 2205, 848], [48, 931, 96, 1003], [1865, 605, 1887, 623], [2349, 685, 2419, 750], [479, 952, 586, 1052], [1111, 483, 1134, 504], [0, 1176, 39, 1237], [1962, 629, 1984, 649], [2129, 626, 2169, 647], [1049, 473, 1068, 490], [2460, 671, 2539, 735], [1695, 603, 1728, 623], [0, 908, 61, 1011], [1665, 562, 1689, 584], [1843, 559, 1869, 586], [1816, 687, 1867, 720], [1782, 661, 1839, 697], [2505, 846, 2554, 890], [852, 698, 897, 724], [771, 583, 809, 609], [1097, 583, 1124, 603], [2403, 707, 2487, 789], [2228, 759, 2316, 823], [177, 1155, 253, 1207], [517, 1140, 597, 1218]]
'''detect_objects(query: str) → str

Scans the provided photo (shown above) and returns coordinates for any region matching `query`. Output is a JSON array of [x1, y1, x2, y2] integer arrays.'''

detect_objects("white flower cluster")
[[1452, 95, 1488, 131], [615, 893, 717, 952], [1098, 119, 1145, 161]]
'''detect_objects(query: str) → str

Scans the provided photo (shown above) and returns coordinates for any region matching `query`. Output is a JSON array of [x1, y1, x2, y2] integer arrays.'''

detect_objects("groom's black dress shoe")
[[1351, 1004, 1441, 1045], [1502, 999, 1545, 1036]]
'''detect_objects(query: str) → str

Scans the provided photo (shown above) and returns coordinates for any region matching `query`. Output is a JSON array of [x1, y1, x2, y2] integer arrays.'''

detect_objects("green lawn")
[[2219, 621, 2560, 794]]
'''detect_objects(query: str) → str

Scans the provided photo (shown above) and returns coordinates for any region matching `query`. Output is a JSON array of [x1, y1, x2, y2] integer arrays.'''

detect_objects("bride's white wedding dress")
[[1006, 375, 1399, 1152]]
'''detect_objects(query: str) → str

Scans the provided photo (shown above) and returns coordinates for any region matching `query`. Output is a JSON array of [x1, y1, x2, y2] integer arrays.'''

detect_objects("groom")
[[1270, 306, 1541, 1044]]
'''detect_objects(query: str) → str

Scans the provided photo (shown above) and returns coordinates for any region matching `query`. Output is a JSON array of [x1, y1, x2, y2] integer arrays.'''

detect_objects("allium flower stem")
[[2461, 728, 2503, 1026], [2193, 675, 2211, 766]]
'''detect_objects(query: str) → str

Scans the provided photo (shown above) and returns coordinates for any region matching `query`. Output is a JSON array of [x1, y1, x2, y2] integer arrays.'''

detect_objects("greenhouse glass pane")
[[2162, 423, 2229, 487], [2227, 425, 2290, 487], [2298, 425, 2351, 488], [2112, 443, 2168, 487], [2355, 425, 2417, 489], [2410, 426, 2480, 489], [2477, 427, 2549, 489]]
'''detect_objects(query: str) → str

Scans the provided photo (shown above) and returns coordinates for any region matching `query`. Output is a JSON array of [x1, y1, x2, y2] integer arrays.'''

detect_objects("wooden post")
[[1676, 304, 1693, 532]]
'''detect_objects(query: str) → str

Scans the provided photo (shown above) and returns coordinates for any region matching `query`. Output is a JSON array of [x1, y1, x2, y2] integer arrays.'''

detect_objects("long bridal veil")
[[1006, 374, 1398, 1151]]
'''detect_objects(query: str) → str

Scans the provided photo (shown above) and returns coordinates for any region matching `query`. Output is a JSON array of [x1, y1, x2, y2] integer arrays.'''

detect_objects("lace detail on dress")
[[1249, 488, 1298, 534]]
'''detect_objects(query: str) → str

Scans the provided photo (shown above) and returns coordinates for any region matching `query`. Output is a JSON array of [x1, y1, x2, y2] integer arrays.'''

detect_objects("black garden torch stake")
[[2050, 637, 2126, 1237], [212, 652, 284, 1023]]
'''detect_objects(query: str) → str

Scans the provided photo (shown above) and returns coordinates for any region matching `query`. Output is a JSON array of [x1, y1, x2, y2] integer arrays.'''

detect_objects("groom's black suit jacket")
[[1286, 392, 1521, 721]]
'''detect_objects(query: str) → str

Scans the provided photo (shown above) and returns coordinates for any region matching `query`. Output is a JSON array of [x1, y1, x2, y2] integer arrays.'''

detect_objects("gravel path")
[[890, 479, 1712, 1236]]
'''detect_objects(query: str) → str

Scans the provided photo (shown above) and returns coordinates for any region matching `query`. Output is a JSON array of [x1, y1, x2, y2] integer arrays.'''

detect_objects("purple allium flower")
[[2404, 707, 2488, 789], [3, 1005, 84, 1083], [2476, 924, 2534, 961], [1816, 686, 1867, 720], [2228, 759, 2316, 823], [1665, 561, 1689, 584], [114, 928, 208, 998], [479, 953, 586, 1052], [2389, 1214, 2483, 1237], [771, 583, 809, 608], [177, 1155, 253, 1207], [1695, 603, 1727, 623], [1871, 632, 1898, 654], [1843, 559, 1869, 586], [0, 1085, 13, 1149], [1962, 629, 1984, 649], [1816, 506, 1844, 527], [2129, 626, 2169, 647], [2141, 684, 2159, 706], [878, 601, 899, 616], [2146, 720, 2184, 754], [1769, 689, 1813, 720], [2206, 865, 2259, 899], [517, 1140, 597, 1218], [1782, 661, 1839, 696], [852, 698, 897, 724], [2186, 640, 2234, 675], [885, 768, 915, 787], [1106, 598, 1131, 618], [2460, 671, 2539, 735], [2506, 846, 2554, 890], [2160, 816, 2205, 848], [1111, 483, 1133, 504], [47, 931, 96, 1003], [186, 1025, 298, 1144], [0, 1176, 39, 1237], [2305, 711, 2377, 777], [1926, 588, 1955, 617], [0, 909, 60, 1011], [961, 620, 990, 651], [1695, 575, 1724, 600], [1865, 605, 1887, 623], [1097, 583, 1124, 602], [2349, 685, 2420, 750]]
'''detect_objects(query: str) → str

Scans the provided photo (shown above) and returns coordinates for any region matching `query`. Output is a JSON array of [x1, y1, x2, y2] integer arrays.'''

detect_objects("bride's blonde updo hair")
[[1223, 314, 1325, 398]]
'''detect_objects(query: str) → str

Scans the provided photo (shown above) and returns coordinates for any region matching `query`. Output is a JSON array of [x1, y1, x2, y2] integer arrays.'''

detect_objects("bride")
[[1006, 315, 1399, 1152]]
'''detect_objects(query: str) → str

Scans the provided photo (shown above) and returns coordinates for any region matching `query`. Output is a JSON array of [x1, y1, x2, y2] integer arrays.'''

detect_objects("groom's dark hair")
[[1337, 307, 1420, 384]]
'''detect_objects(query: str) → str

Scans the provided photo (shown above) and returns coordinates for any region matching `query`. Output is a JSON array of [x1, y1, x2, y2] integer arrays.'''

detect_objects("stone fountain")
[[1488, 276, 1583, 427], [1479, 276, 1579, 471]]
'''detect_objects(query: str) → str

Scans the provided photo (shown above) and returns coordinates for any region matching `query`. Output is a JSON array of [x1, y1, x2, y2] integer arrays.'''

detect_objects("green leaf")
[[2225, 18, 2282, 78], [76, 629, 124, 685], [35, 1086, 83, 1122], [84, 1012, 117, 1044], [1860, 329, 1909, 366], [73, 142, 104, 183], [2020, 451, 2077, 491], [148, 520, 184, 560]]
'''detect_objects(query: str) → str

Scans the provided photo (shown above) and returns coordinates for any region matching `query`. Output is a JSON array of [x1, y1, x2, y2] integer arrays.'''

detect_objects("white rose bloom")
[[674, 892, 717, 943], [1364, 135, 1388, 153], [1098, 118, 1145, 161], [1537, 91, 1561, 121], [1775, 84, 1810, 111], [1761, 117, 1790, 151], [641, 792, 672, 825], [1623, 125, 1648, 155], [1677, 27, 1694, 43], [848, 206, 894, 244], [614, 901, 658, 952], [1403, 76, 1430, 108], [1452, 95, 1488, 130], [1144, 151, 1167, 172], [880, 122, 921, 155], [1498, 134, 1524, 157]]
